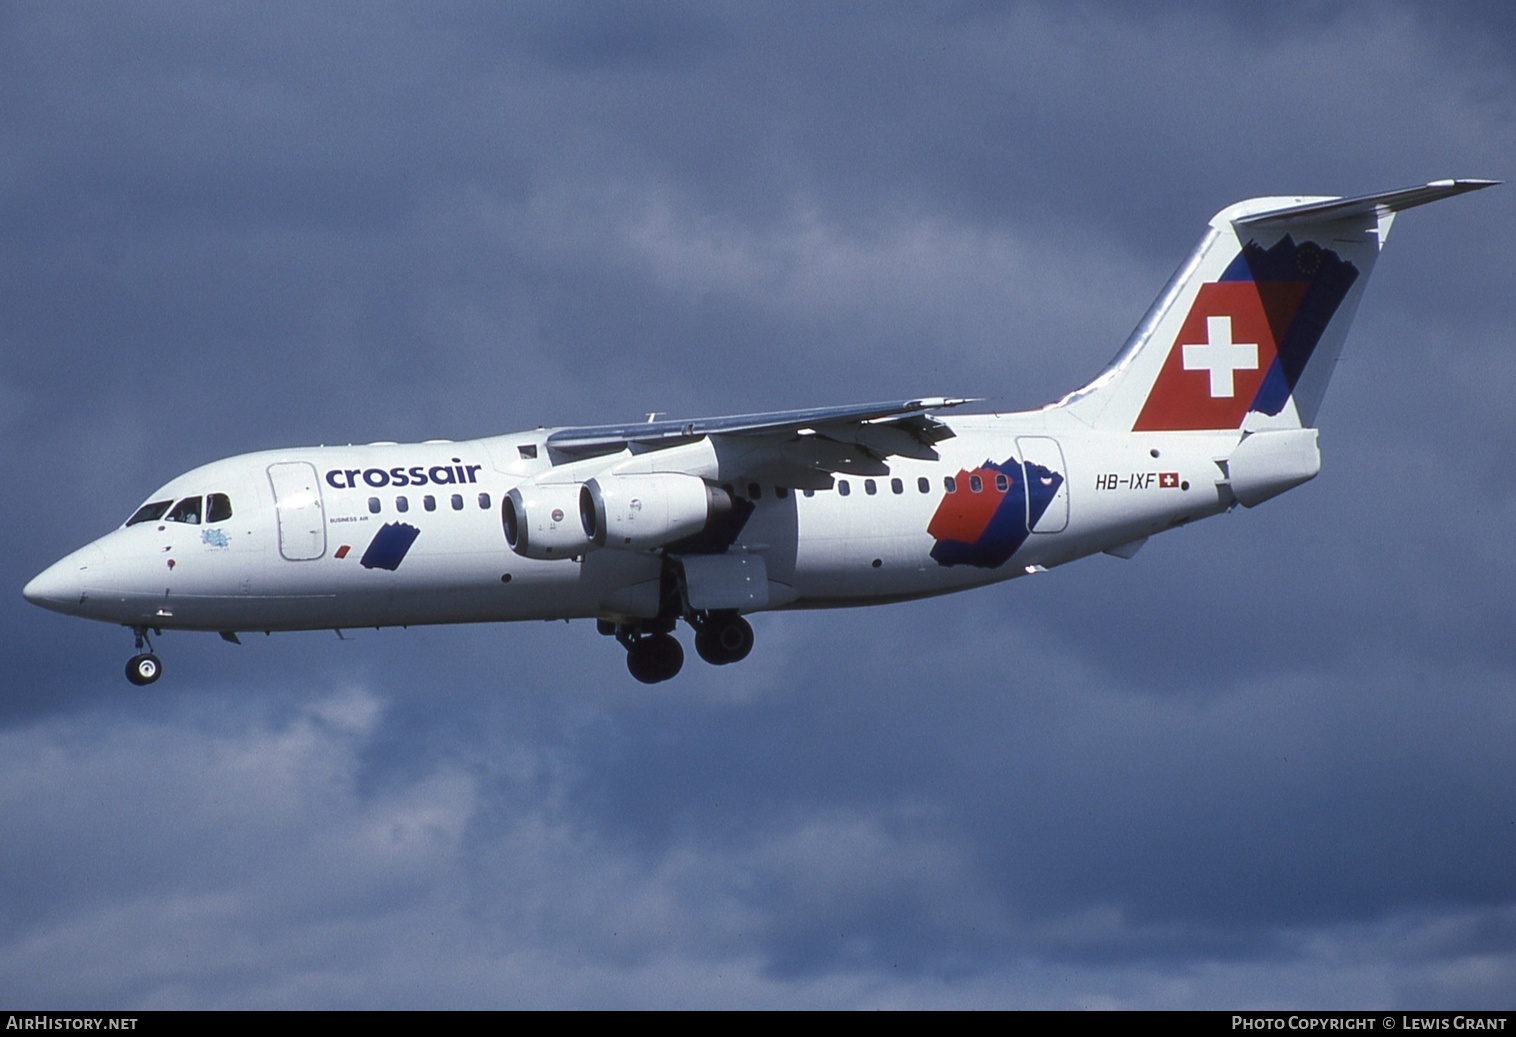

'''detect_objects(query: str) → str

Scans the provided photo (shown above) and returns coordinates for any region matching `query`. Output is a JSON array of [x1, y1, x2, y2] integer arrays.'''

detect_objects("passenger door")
[[266, 462, 327, 561]]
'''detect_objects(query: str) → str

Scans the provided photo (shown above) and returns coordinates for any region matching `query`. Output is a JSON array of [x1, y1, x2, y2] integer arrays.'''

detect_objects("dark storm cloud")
[[4, 0, 1515, 1008]]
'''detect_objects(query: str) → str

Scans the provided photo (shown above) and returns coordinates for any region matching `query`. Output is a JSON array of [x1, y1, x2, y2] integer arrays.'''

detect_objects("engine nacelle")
[[503, 483, 594, 559], [580, 474, 732, 551]]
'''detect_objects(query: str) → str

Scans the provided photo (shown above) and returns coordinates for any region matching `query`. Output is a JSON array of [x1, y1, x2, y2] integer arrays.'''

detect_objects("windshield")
[[125, 493, 234, 527], [165, 497, 202, 524], [125, 500, 172, 527]]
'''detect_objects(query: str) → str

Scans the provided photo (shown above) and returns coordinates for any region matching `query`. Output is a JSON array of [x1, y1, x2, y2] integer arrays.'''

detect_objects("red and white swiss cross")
[[1133, 281, 1281, 431]]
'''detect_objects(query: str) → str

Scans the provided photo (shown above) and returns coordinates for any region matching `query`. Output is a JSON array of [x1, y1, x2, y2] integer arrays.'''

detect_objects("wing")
[[545, 397, 978, 460]]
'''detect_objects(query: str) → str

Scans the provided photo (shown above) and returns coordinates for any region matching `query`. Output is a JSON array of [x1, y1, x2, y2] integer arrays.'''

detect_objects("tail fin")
[[1058, 179, 1497, 432]]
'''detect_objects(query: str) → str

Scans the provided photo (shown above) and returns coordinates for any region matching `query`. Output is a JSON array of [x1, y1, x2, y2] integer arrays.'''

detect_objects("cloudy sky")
[[5, 1, 1515, 1009]]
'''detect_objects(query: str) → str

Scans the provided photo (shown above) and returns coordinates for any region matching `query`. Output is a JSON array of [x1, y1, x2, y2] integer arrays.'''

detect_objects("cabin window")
[[775, 486, 789, 499], [864, 479, 877, 495], [451, 494, 464, 510], [944, 476, 957, 493], [478, 493, 491, 509], [803, 488, 815, 497], [367, 497, 381, 514], [891, 478, 903, 495], [995, 473, 1008, 492], [969, 475, 983, 493], [206, 493, 233, 522], [748, 483, 762, 500], [424, 495, 436, 512], [166, 497, 202, 524], [126, 500, 173, 527], [918, 477, 930, 494], [396, 496, 409, 513], [838, 480, 851, 497]]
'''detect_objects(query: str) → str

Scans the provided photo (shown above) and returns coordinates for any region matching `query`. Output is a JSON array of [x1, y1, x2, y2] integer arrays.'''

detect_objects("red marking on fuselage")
[[927, 467, 1009, 544]]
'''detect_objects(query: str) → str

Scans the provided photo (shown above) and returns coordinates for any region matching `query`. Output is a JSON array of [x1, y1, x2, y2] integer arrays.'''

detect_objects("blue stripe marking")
[[359, 522, 421, 571]]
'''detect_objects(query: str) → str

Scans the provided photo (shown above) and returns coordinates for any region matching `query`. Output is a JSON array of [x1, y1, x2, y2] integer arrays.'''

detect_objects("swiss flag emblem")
[[1134, 281, 1292, 431]]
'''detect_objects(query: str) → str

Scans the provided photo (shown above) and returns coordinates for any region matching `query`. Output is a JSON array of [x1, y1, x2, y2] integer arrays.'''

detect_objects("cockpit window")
[[126, 500, 173, 527], [125, 493, 232, 527], [165, 497, 202, 525]]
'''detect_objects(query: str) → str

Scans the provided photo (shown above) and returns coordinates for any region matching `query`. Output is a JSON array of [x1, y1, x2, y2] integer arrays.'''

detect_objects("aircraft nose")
[[23, 544, 104, 614]]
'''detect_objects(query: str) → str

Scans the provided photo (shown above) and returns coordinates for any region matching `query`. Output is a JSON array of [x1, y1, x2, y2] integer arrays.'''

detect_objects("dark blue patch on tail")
[[1221, 235, 1359, 417], [359, 522, 420, 571]]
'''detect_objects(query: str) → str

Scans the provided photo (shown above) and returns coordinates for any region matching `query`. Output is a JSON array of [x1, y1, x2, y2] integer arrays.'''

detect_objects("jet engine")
[[503, 483, 594, 559], [580, 474, 734, 551]]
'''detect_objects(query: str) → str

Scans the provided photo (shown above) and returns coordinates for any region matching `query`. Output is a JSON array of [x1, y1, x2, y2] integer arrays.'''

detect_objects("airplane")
[[23, 179, 1497, 686]]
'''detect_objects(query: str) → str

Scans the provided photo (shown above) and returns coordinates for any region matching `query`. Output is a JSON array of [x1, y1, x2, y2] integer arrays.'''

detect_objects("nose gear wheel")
[[124, 626, 163, 686], [126, 653, 162, 685]]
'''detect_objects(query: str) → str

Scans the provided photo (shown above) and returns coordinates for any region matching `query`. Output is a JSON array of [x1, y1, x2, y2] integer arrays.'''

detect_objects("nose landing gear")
[[125, 627, 162, 686], [126, 653, 161, 685]]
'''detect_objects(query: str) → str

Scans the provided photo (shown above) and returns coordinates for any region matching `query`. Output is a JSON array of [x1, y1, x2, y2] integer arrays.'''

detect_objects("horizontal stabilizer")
[[1235, 179, 1499, 229]]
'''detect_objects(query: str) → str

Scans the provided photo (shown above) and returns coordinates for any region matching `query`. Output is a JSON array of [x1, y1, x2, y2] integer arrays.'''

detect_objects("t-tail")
[[1057, 179, 1498, 434]]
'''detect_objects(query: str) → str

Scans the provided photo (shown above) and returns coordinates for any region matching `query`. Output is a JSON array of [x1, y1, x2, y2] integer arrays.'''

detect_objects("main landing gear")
[[626, 630, 684, 684], [601, 610, 755, 684], [125, 626, 163, 686], [693, 611, 754, 666], [604, 619, 685, 684]]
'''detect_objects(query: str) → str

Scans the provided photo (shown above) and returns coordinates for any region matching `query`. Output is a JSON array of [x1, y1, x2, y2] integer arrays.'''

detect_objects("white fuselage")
[[25, 412, 1260, 636]]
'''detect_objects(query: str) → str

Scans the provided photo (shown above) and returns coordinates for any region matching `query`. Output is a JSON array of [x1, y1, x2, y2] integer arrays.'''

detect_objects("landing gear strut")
[[125, 626, 162, 686]]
